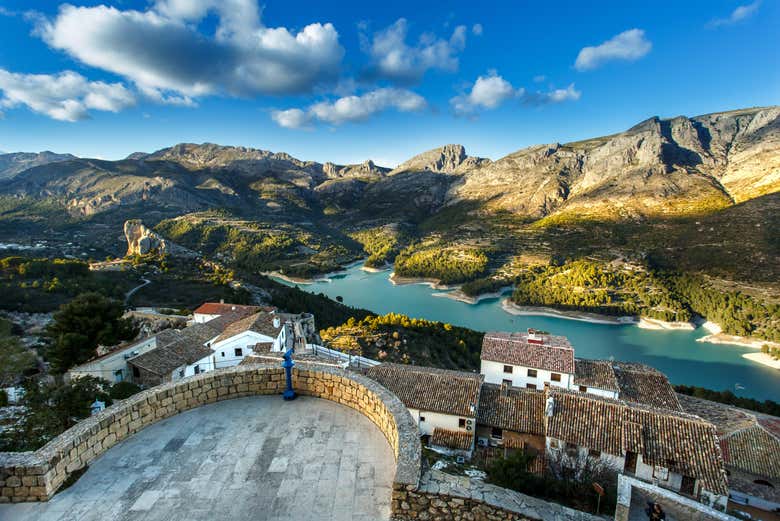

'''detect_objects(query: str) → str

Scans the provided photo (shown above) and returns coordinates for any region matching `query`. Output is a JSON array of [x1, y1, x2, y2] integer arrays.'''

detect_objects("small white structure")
[[90, 399, 106, 415], [480, 330, 575, 390], [68, 333, 164, 383]]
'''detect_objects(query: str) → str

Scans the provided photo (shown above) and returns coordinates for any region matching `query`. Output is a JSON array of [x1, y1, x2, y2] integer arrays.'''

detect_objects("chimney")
[[231, 305, 236, 311], [219, 299, 224, 304], [545, 396, 555, 417], [273, 317, 280, 328]]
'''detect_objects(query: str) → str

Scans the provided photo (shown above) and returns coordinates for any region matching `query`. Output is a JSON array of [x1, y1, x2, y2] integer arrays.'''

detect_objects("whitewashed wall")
[[407, 408, 474, 436], [481, 359, 572, 390]]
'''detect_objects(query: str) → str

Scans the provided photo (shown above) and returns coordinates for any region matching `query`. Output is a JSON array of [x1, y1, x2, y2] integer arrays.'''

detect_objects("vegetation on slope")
[[666, 274, 780, 341], [510, 260, 691, 322], [319, 312, 484, 369], [0, 256, 137, 313], [349, 225, 407, 268], [394, 244, 489, 284]]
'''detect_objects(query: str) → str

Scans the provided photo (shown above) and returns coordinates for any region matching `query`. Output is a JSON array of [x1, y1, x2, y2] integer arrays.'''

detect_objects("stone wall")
[[392, 470, 604, 521], [0, 363, 421, 503]]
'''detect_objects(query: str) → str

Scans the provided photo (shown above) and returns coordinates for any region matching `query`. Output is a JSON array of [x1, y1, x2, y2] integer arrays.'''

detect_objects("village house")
[[480, 330, 575, 391], [184, 311, 316, 374], [68, 333, 163, 383], [365, 363, 483, 457], [192, 302, 266, 324]]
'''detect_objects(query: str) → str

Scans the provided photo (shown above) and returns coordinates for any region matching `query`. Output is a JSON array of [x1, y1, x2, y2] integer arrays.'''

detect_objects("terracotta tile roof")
[[431, 428, 474, 451], [193, 302, 264, 315], [127, 338, 213, 377], [545, 389, 728, 496], [612, 362, 681, 411], [477, 384, 545, 434], [365, 363, 482, 417], [213, 312, 286, 344], [720, 424, 780, 478], [574, 358, 619, 392], [481, 331, 575, 374], [546, 390, 626, 456]]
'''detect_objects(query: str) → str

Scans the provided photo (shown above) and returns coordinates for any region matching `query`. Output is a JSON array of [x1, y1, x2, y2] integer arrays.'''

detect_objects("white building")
[[365, 363, 483, 457], [480, 330, 575, 391], [68, 331, 174, 383], [192, 302, 265, 324], [571, 358, 620, 399]]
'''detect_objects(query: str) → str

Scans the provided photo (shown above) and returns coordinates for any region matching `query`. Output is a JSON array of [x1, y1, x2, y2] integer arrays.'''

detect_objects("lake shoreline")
[[263, 258, 367, 285], [742, 352, 780, 370], [388, 272, 456, 291], [637, 317, 696, 331], [500, 299, 636, 325], [432, 286, 514, 305]]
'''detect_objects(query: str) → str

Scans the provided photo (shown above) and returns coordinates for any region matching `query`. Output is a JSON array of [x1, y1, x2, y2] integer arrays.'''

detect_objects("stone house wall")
[[392, 470, 604, 521]]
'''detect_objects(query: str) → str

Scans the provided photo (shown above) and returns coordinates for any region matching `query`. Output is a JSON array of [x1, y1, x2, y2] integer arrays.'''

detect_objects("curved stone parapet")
[[0, 362, 421, 503]]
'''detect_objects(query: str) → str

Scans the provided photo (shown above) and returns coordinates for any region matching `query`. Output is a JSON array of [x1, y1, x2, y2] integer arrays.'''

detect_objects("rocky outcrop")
[[124, 220, 171, 256], [323, 159, 389, 179], [391, 144, 490, 175]]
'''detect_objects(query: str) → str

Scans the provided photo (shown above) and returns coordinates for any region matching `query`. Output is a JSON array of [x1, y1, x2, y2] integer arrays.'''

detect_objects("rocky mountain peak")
[[391, 144, 488, 175], [0, 151, 77, 180]]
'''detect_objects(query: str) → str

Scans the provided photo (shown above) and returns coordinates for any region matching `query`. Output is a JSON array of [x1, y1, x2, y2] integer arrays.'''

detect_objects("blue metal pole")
[[282, 348, 296, 400]]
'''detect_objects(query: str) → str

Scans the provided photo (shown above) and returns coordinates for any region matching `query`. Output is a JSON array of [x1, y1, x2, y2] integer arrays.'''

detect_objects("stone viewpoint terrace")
[[0, 362, 602, 521]]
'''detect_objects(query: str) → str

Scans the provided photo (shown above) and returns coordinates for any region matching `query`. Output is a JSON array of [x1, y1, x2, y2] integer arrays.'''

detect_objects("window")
[[680, 476, 696, 496], [565, 442, 578, 456], [502, 379, 512, 386], [588, 449, 601, 459], [526, 383, 537, 390], [551, 373, 561, 382], [234, 348, 243, 357], [549, 439, 559, 449], [527, 369, 537, 378], [194, 365, 200, 374], [579, 385, 587, 393], [221, 352, 225, 357], [178, 370, 184, 378], [132, 366, 140, 378], [419, 416, 426, 422], [459, 418, 467, 429], [114, 370, 124, 383], [503, 365, 513, 374], [491, 427, 503, 440]]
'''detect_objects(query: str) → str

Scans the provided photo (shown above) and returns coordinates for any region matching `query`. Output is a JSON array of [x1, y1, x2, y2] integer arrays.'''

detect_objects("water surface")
[[275, 264, 779, 401]]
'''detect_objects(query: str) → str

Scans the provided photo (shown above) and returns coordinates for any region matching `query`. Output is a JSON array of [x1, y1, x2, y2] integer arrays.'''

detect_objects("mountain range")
[[0, 106, 777, 292]]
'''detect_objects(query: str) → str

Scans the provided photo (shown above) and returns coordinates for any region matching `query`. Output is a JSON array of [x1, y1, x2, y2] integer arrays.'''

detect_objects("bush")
[[109, 381, 142, 400]]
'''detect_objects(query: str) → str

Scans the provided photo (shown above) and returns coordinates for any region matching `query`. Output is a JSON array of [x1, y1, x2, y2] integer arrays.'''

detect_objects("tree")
[[46, 293, 137, 373], [0, 376, 112, 451], [0, 336, 37, 387]]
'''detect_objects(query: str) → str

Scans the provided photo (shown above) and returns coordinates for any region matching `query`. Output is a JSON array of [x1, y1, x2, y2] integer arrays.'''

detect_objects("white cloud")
[[361, 18, 468, 83], [35, 2, 344, 101], [0, 69, 135, 121], [574, 28, 652, 71], [472, 24, 483, 36], [709, 1, 761, 27], [529, 83, 581, 104], [451, 72, 581, 116], [450, 71, 519, 115], [272, 88, 426, 129], [271, 108, 311, 129]]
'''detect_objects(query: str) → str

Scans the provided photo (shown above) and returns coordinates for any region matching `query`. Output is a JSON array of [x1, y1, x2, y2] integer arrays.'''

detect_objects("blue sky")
[[0, 0, 777, 166]]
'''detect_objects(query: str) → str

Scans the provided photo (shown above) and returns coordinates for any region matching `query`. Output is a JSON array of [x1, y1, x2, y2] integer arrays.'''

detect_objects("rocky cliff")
[[449, 106, 780, 219], [124, 220, 176, 256]]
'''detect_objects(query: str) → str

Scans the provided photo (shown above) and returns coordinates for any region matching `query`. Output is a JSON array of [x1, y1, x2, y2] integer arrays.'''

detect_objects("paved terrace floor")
[[0, 396, 395, 521]]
